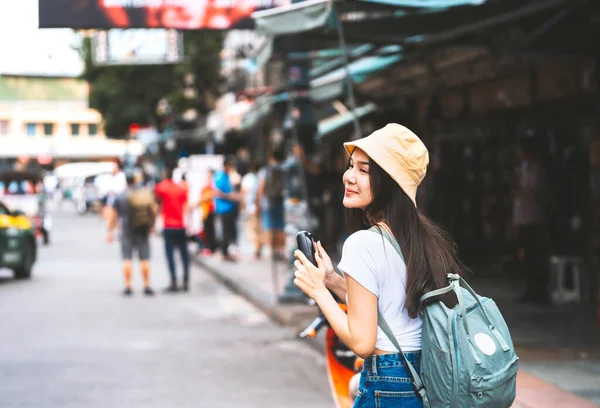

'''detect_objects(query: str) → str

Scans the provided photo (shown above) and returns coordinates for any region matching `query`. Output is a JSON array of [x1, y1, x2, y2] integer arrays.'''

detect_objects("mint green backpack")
[[373, 228, 519, 408]]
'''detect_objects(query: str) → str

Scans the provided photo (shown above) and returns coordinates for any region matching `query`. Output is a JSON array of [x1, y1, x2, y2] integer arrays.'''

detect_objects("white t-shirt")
[[94, 173, 113, 198], [241, 172, 258, 215], [111, 171, 127, 195], [337, 229, 422, 352]]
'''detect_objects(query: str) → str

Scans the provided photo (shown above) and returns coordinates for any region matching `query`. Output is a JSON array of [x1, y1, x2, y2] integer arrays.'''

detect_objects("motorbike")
[[299, 305, 363, 408], [296, 231, 363, 408]]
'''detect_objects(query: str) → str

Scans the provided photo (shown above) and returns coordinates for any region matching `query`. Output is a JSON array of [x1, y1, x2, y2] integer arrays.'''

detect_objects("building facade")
[[0, 75, 141, 166]]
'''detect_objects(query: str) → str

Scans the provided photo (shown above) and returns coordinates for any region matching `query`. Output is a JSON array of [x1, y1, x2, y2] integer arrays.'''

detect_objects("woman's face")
[[342, 148, 373, 210]]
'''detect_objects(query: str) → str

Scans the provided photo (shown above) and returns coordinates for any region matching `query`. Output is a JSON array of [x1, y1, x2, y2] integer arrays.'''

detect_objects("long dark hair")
[[345, 156, 465, 318]]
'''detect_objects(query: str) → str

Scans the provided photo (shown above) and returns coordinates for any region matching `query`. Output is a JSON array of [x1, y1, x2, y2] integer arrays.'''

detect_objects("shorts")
[[262, 205, 285, 231], [121, 229, 150, 260], [354, 352, 422, 408]]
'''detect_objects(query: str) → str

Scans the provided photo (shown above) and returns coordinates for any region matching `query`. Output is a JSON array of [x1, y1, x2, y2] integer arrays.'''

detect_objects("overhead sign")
[[39, 0, 290, 30], [92, 29, 183, 65]]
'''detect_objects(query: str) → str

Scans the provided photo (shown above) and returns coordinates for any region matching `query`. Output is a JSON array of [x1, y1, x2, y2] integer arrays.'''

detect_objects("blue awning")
[[240, 93, 289, 130], [356, 0, 486, 7], [252, 0, 334, 36], [309, 44, 375, 78], [310, 53, 402, 102], [317, 102, 377, 139], [252, 0, 488, 37]]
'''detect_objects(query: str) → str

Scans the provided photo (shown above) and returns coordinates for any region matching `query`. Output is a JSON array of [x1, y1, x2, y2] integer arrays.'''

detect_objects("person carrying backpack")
[[257, 149, 286, 261], [107, 171, 156, 296], [293, 124, 518, 408]]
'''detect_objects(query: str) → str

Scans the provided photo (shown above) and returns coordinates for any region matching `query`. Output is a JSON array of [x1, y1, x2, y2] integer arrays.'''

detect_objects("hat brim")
[[343, 139, 418, 206]]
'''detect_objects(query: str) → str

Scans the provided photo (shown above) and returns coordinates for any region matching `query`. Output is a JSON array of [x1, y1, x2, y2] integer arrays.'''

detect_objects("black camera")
[[296, 230, 317, 266]]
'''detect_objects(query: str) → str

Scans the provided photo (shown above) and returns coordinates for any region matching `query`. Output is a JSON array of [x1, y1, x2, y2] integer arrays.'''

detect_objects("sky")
[[0, 0, 84, 77]]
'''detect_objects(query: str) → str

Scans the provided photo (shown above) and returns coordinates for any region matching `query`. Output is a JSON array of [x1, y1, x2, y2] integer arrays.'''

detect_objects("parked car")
[[0, 170, 51, 245], [0, 200, 37, 279]]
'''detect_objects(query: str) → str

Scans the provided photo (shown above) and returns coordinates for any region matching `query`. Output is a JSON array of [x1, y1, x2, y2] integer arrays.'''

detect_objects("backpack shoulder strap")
[[367, 225, 404, 262], [367, 226, 428, 404], [377, 310, 426, 401]]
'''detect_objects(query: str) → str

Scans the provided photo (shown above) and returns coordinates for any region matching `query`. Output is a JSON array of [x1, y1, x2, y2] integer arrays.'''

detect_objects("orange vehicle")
[[296, 230, 362, 408], [299, 304, 363, 408]]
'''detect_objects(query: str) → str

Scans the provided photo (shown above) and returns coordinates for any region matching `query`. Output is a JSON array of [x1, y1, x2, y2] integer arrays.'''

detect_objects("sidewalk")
[[194, 233, 600, 407]]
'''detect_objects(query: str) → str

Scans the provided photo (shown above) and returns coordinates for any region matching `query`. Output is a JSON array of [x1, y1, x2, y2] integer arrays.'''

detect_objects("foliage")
[[80, 31, 223, 138]]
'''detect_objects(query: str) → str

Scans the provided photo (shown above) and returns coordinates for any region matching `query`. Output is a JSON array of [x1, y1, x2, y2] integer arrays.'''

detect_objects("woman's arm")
[[325, 272, 347, 302], [315, 275, 378, 358], [294, 250, 378, 358]]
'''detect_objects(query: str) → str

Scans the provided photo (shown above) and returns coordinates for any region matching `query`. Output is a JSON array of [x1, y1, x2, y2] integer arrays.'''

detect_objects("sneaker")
[[123, 288, 133, 296], [182, 282, 189, 292], [144, 287, 155, 296]]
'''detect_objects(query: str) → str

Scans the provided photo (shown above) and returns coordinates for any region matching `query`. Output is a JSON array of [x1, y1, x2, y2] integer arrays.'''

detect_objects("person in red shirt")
[[155, 167, 189, 292]]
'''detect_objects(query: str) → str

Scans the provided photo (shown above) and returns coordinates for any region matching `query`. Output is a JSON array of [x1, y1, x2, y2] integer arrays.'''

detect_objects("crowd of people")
[[102, 147, 295, 296]]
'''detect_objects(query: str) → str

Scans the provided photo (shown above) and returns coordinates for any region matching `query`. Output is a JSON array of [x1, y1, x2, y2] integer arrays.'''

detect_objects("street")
[[0, 208, 332, 408]]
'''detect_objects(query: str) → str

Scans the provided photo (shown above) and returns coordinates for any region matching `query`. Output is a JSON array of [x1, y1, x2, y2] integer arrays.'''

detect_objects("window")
[[26, 123, 36, 136], [43, 123, 54, 136], [88, 123, 98, 136], [70, 123, 80, 136], [0, 120, 8, 135]]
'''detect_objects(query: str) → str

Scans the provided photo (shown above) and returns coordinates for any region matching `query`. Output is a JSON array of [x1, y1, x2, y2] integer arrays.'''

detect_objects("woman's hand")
[[314, 241, 337, 287], [293, 248, 328, 301]]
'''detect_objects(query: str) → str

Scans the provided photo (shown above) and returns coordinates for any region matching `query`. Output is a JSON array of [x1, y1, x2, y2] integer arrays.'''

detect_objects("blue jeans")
[[163, 228, 190, 284], [354, 352, 423, 408]]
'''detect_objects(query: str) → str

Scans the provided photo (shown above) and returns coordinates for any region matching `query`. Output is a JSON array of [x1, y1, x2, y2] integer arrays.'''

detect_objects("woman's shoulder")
[[343, 229, 387, 251], [343, 228, 405, 262]]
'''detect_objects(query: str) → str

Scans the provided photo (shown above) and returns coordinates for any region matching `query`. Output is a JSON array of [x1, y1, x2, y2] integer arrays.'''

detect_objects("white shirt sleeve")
[[337, 230, 380, 297]]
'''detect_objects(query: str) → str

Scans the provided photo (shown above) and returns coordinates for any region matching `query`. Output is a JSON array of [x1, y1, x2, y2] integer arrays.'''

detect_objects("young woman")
[[293, 123, 464, 408]]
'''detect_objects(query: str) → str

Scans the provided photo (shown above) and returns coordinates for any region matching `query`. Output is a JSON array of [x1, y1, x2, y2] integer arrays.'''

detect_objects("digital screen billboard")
[[39, 0, 290, 30], [92, 29, 183, 65]]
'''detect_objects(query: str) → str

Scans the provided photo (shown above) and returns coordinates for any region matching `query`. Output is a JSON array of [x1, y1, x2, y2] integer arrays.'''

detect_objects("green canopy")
[[252, 0, 334, 36]]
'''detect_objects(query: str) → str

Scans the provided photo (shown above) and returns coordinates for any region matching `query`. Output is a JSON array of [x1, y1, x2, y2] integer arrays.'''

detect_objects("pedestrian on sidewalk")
[[257, 149, 286, 261], [213, 156, 241, 262], [293, 124, 466, 408], [241, 161, 263, 259], [107, 172, 156, 296], [199, 168, 217, 254], [155, 167, 190, 292]]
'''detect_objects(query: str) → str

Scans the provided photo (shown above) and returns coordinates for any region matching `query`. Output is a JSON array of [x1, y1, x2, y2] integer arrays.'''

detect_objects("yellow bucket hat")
[[344, 123, 429, 206]]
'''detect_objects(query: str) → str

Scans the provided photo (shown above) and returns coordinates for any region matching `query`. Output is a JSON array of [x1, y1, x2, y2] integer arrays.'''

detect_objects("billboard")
[[92, 29, 183, 65], [39, 0, 290, 30]]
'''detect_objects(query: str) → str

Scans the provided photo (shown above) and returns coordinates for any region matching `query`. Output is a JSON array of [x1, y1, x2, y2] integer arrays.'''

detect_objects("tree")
[[168, 31, 224, 129], [80, 31, 223, 138]]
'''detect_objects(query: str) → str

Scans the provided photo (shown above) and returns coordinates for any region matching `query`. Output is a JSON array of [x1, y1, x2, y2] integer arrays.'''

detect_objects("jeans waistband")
[[363, 351, 421, 374]]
